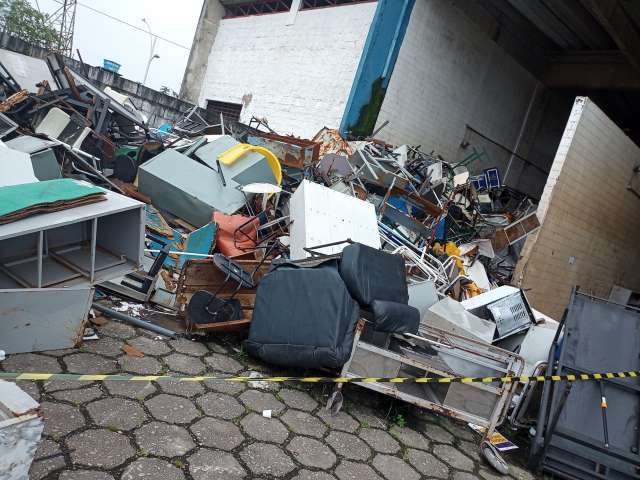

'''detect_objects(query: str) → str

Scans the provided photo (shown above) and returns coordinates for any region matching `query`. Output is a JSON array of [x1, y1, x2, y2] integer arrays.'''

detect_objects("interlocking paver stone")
[[278, 388, 318, 411], [406, 449, 450, 478], [458, 440, 482, 462], [1, 353, 62, 373], [246, 371, 281, 392], [478, 467, 505, 480], [326, 431, 371, 460], [433, 444, 475, 472], [40, 348, 76, 357], [87, 398, 146, 430], [348, 404, 388, 429], [197, 392, 245, 419], [52, 386, 102, 404], [104, 380, 155, 399], [204, 378, 245, 395], [68, 429, 135, 468], [189, 448, 246, 480], [126, 336, 171, 355], [287, 436, 337, 468], [135, 421, 195, 457], [122, 458, 185, 480], [510, 464, 536, 480], [158, 378, 205, 397], [421, 421, 455, 444], [29, 456, 66, 480], [205, 341, 228, 354], [43, 379, 88, 392], [190, 417, 244, 450], [118, 356, 163, 374], [170, 338, 209, 356], [293, 470, 337, 480], [317, 408, 359, 432], [239, 390, 284, 414], [82, 337, 124, 357], [42, 402, 84, 436], [204, 353, 243, 373], [372, 454, 420, 480], [240, 442, 295, 476], [22, 323, 540, 480], [100, 320, 137, 338], [164, 353, 205, 375], [390, 425, 430, 450], [63, 353, 117, 374], [240, 412, 289, 443], [146, 394, 199, 423], [35, 439, 61, 459], [280, 409, 327, 437], [439, 419, 476, 441], [453, 473, 478, 480], [359, 428, 400, 454], [335, 460, 383, 480], [58, 470, 115, 480]]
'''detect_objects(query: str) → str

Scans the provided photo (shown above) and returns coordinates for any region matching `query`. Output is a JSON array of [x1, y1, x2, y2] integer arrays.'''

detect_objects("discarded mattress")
[[0, 179, 105, 224], [245, 259, 359, 369]]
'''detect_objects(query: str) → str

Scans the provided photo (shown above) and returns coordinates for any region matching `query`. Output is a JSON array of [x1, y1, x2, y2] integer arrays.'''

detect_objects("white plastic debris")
[[262, 410, 272, 418]]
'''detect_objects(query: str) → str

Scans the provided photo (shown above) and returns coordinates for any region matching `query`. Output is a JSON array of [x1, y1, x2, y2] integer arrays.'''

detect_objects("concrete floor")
[[1, 318, 540, 480]]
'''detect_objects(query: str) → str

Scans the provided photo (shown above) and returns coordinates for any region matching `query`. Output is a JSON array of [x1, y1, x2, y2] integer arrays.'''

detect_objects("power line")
[[49, 0, 190, 50]]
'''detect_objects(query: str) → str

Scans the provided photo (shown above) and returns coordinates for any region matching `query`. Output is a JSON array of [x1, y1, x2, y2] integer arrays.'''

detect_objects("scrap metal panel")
[[0, 287, 92, 354]]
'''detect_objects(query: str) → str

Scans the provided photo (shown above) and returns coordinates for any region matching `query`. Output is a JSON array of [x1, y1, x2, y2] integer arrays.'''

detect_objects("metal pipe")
[[92, 303, 177, 338], [144, 249, 215, 258], [504, 83, 541, 183]]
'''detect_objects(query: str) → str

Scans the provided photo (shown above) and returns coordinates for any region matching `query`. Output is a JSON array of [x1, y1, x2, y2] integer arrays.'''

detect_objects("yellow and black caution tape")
[[0, 370, 637, 384]]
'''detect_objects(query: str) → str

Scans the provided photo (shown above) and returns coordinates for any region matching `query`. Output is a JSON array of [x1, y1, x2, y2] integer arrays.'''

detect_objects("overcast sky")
[[31, 0, 203, 93]]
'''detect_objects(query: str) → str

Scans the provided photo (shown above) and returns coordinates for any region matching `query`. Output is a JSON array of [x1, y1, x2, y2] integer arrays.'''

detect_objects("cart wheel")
[[481, 441, 509, 475], [325, 390, 344, 416]]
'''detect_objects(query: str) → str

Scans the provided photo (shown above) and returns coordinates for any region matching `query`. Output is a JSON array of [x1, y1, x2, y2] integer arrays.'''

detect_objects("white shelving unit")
[[0, 189, 144, 354]]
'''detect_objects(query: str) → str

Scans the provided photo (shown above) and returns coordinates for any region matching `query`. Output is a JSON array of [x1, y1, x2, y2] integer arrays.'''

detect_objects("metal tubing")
[[92, 303, 177, 338]]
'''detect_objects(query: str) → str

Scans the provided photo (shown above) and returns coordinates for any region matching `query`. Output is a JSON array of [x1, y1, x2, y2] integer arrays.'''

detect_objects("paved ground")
[[1, 318, 540, 480]]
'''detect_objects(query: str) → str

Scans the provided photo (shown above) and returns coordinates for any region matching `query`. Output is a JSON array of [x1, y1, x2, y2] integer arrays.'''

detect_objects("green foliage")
[[393, 413, 406, 428], [348, 77, 387, 139], [0, 0, 58, 49], [160, 85, 178, 97]]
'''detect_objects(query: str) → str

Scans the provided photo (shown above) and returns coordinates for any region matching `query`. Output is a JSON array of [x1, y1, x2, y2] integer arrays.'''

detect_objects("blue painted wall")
[[339, 0, 415, 137]]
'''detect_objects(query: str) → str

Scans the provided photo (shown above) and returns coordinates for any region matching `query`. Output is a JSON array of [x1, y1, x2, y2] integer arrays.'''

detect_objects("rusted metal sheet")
[[247, 133, 320, 169], [312, 127, 354, 158]]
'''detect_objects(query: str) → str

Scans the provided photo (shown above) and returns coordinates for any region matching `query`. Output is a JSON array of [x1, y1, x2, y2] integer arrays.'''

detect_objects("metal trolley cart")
[[327, 319, 524, 473]]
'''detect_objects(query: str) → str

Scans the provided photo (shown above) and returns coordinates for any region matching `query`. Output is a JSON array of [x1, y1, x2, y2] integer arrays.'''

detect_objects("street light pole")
[[142, 18, 159, 85]]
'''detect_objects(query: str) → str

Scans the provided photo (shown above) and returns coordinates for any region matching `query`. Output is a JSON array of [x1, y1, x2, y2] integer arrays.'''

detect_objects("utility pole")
[[142, 18, 160, 85]]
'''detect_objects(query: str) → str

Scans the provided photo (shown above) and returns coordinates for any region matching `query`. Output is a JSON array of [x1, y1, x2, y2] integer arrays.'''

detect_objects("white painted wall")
[[198, 3, 377, 138], [375, 0, 540, 164]]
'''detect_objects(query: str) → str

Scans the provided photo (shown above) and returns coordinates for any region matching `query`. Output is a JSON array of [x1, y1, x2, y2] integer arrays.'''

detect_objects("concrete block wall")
[[0, 32, 197, 128], [198, 3, 377, 138], [514, 97, 640, 318], [373, 0, 540, 166]]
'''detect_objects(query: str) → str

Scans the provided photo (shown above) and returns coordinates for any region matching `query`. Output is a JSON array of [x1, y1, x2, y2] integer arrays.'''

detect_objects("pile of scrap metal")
[[0, 52, 566, 475]]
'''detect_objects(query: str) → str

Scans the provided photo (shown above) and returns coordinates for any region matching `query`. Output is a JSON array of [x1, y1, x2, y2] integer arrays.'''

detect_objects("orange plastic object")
[[213, 212, 260, 257]]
